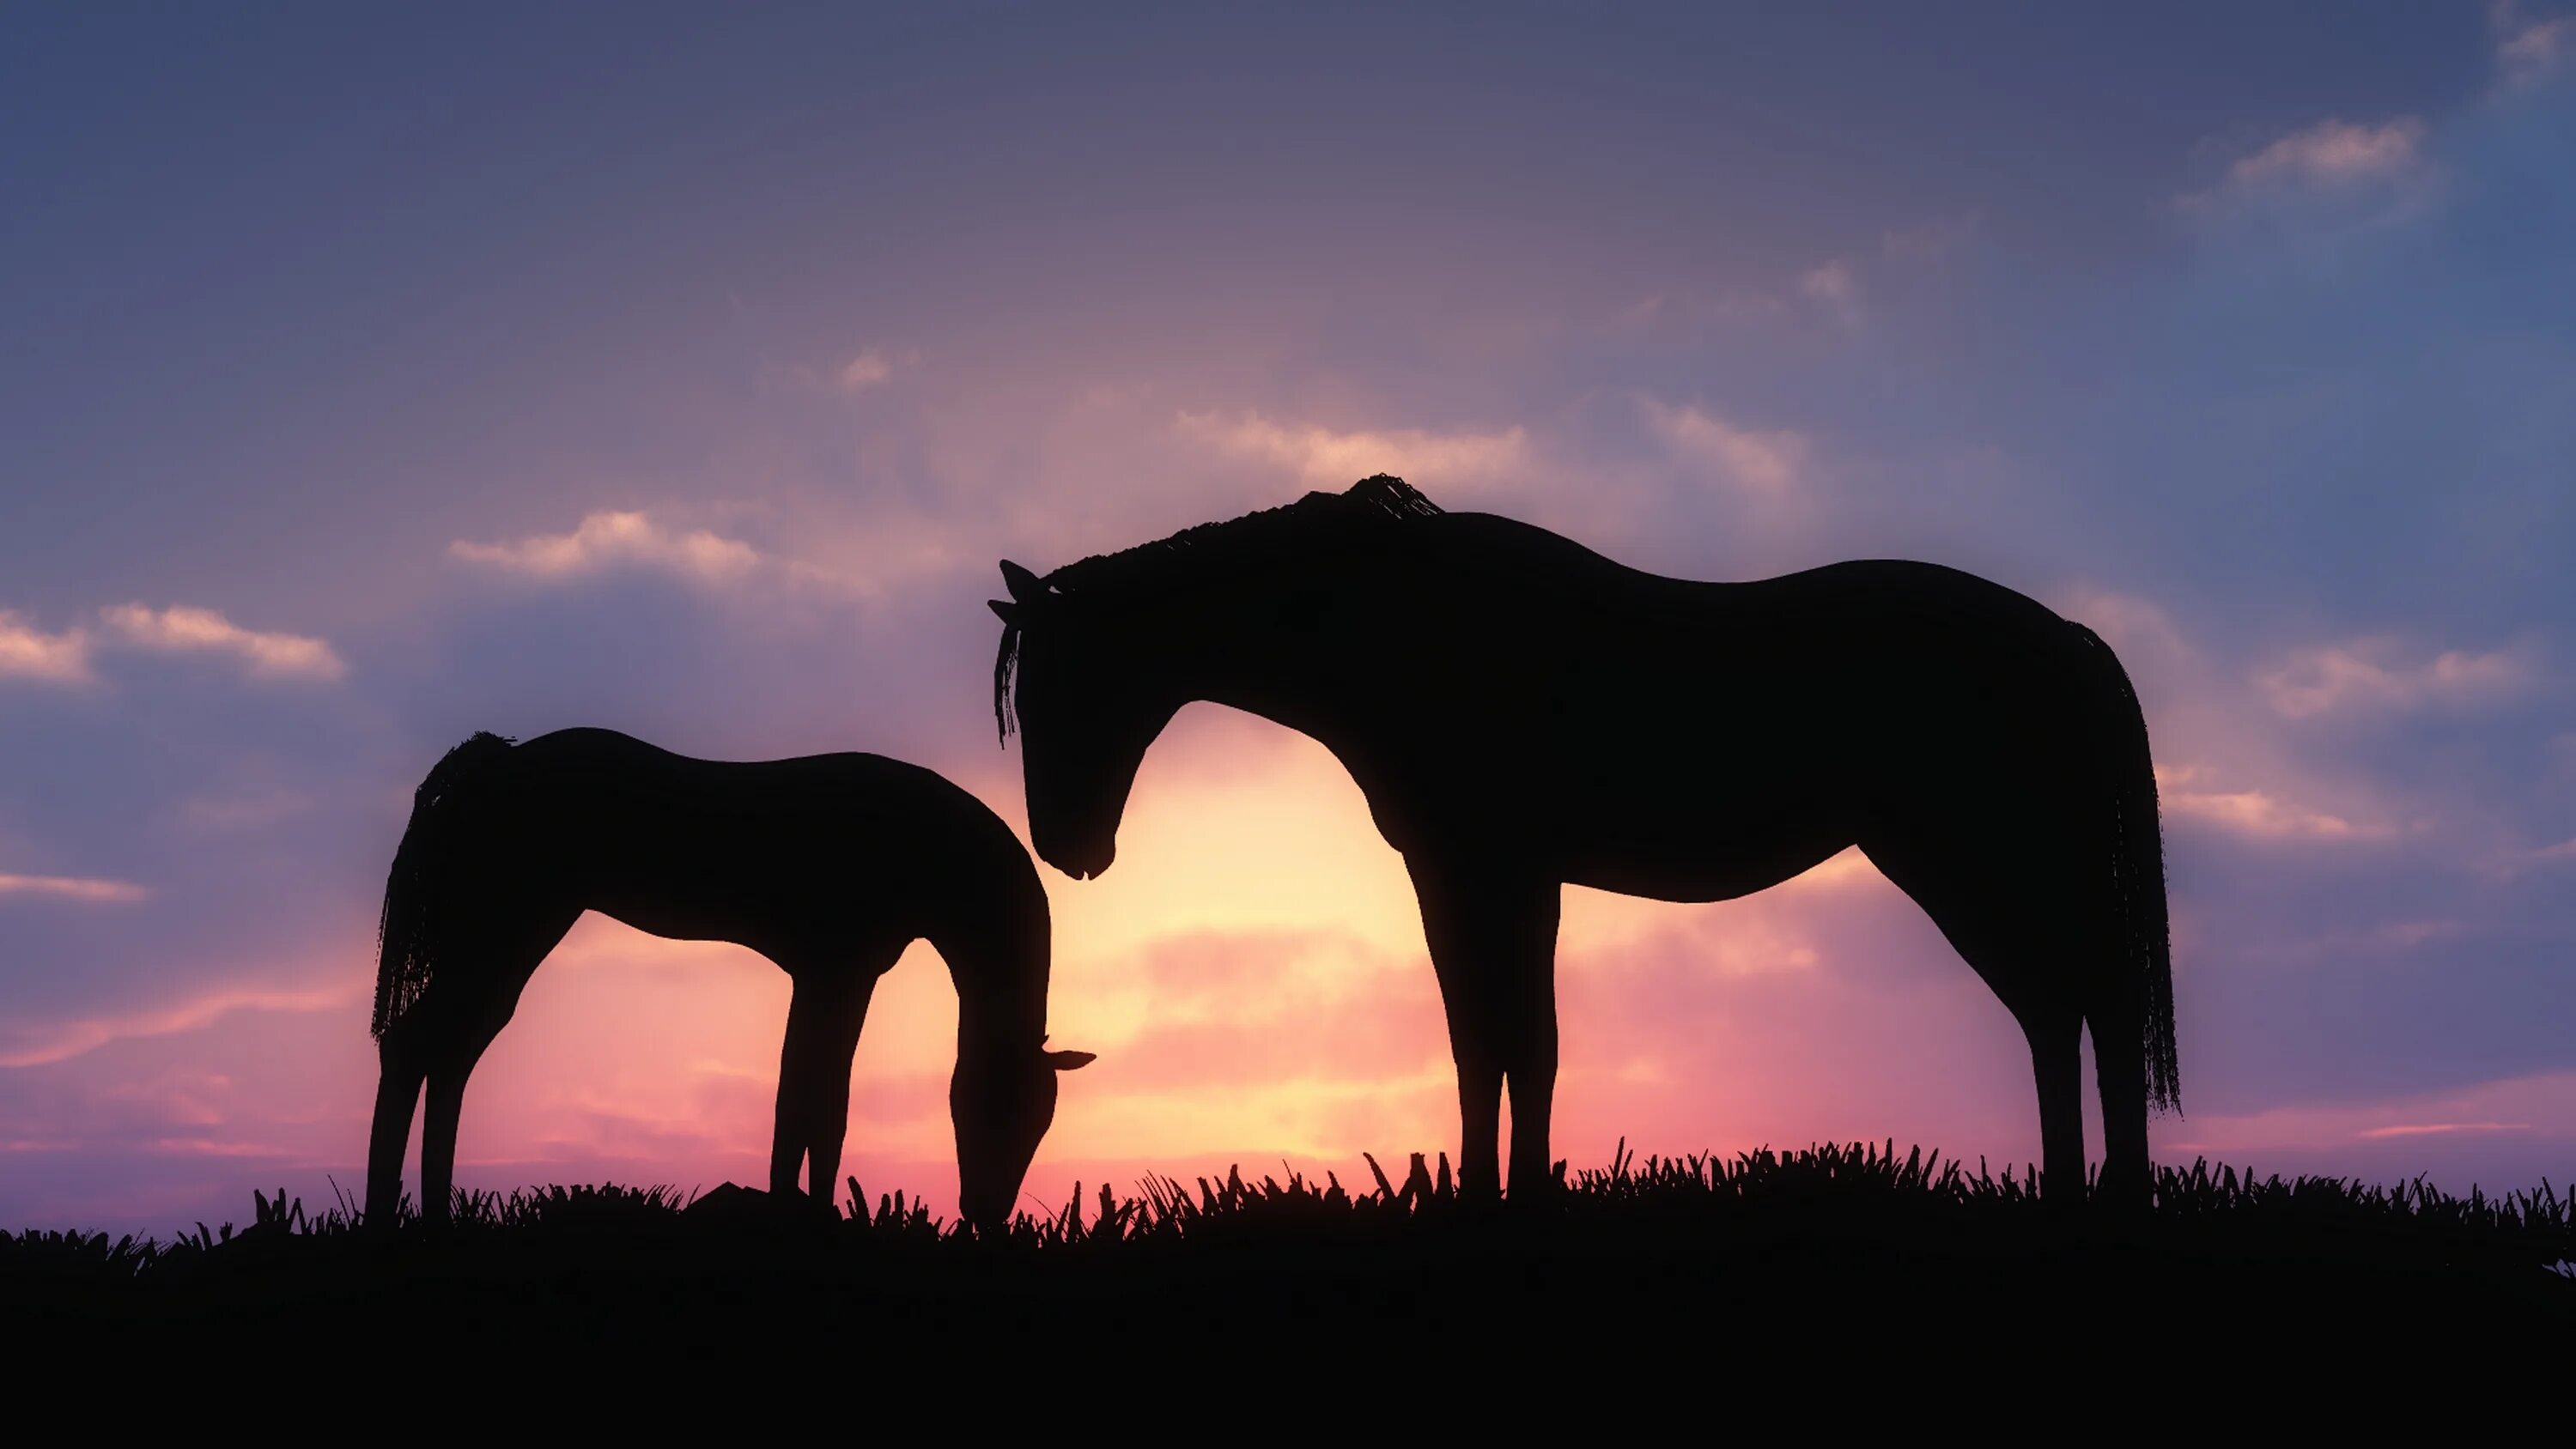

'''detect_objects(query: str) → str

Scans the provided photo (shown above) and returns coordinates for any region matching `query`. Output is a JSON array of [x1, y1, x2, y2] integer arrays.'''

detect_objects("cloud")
[[97, 603, 346, 682], [2179, 117, 2433, 215], [0, 983, 357, 1069], [2494, 1, 2576, 88], [3, 605, 343, 685], [2134, 1068, 2576, 1167], [840, 349, 896, 391], [1798, 260, 1860, 316], [1173, 410, 1529, 492], [171, 786, 313, 834], [1640, 401, 1808, 495], [2053, 589, 2197, 670], [0, 872, 149, 905], [2357, 1120, 2529, 1139], [2154, 764, 2387, 841], [451, 510, 767, 585], [2227, 118, 2427, 189], [0, 611, 92, 684], [2255, 636, 2535, 719]]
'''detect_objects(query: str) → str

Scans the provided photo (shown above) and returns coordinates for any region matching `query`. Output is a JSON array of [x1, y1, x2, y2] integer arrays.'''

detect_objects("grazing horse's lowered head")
[[953, 1034, 1095, 1231]]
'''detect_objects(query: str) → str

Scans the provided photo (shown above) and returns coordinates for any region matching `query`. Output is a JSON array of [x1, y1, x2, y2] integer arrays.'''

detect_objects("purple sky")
[[3, 2, 2572, 1233]]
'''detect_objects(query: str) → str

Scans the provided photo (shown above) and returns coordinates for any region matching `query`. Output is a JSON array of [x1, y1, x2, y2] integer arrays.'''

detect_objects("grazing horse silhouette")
[[990, 475, 2175, 1206], [365, 727, 1093, 1230]]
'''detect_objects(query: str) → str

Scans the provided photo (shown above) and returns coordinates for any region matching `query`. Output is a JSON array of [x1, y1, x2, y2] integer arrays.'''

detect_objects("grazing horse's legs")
[[366, 1037, 428, 1224], [2022, 1008, 2087, 1206], [419, 907, 578, 1225], [422, 1008, 510, 1224], [773, 961, 884, 1207], [1408, 853, 1560, 1202]]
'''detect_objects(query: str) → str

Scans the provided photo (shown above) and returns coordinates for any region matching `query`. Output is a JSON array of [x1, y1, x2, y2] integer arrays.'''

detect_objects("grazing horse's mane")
[[373, 731, 517, 1039], [993, 475, 1442, 739]]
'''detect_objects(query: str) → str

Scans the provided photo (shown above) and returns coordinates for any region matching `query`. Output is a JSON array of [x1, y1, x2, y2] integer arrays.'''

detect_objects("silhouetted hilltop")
[[11, 1143, 2569, 1405]]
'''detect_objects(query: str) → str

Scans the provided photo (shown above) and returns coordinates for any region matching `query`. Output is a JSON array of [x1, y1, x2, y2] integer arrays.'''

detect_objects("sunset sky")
[[4, 2, 2573, 1232]]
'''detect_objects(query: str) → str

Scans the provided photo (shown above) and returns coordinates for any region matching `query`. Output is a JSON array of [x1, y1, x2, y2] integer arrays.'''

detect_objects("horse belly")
[[1564, 825, 1854, 904]]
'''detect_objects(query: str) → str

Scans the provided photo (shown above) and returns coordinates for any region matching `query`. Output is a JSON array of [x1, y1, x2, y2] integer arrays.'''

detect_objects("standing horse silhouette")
[[366, 727, 1093, 1230], [991, 475, 2175, 1206]]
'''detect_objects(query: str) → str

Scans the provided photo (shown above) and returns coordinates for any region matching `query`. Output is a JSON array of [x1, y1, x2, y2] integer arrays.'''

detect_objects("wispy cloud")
[[2182, 117, 2433, 213], [839, 349, 897, 391], [2230, 118, 2426, 188], [2359, 1120, 2530, 1139], [1641, 401, 1809, 495], [0, 611, 92, 684], [98, 604, 345, 682], [0, 872, 149, 905], [3, 605, 343, 685], [2494, 1, 2576, 88], [2154, 764, 2388, 842], [0, 983, 356, 1069], [2054, 589, 2197, 670], [1797, 260, 1860, 320], [2154, 1070, 2576, 1160], [1174, 410, 1529, 491], [452, 510, 767, 585], [2256, 636, 2535, 719]]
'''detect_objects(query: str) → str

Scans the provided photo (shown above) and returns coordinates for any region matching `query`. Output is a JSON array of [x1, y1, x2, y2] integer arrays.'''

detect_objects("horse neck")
[[1154, 579, 1376, 754], [929, 891, 1050, 1058]]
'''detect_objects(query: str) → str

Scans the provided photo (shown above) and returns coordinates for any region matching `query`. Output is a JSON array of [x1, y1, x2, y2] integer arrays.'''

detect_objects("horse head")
[[991, 560, 1177, 880], [951, 1036, 1094, 1233]]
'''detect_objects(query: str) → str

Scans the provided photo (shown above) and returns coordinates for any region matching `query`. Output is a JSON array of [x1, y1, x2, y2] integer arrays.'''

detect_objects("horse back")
[[477, 730, 1036, 954], [1351, 525, 2110, 872]]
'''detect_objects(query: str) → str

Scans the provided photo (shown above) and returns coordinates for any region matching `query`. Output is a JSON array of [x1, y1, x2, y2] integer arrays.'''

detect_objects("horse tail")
[[2071, 624, 2179, 1115], [372, 731, 517, 1040]]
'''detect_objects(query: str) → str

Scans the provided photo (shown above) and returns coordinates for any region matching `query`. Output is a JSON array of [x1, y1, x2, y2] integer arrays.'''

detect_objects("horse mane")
[[993, 475, 1442, 740], [372, 731, 517, 1040]]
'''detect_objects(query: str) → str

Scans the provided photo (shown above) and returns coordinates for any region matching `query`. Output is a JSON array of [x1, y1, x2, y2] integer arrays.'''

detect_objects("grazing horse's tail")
[[2072, 625, 2179, 1115], [372, 731, 516, 1040]]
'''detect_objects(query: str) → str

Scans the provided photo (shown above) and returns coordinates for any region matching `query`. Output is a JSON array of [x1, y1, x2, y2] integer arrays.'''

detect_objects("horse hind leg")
[[1865, 839, 2090, 1207], [2022, 1004, 2087, 1209], [2088, 981, 2152, 1213]]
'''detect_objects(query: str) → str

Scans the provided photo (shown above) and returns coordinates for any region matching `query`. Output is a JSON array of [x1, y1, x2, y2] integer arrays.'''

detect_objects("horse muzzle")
[[1040, 833, 1115, 881]]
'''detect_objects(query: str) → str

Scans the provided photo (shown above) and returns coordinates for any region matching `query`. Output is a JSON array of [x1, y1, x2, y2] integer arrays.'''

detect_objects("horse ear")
[[999, 560, 1045, 604], [1045, 1049, 1097, 1072], [988, 599, 1018, 624]]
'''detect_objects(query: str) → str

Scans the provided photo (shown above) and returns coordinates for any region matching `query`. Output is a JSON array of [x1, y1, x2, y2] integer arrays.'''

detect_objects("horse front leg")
[[365, 1038, 427, 1227], [1498, 891, 1563, 1203], [776, 965, 878, 1212], [1409, 854, 1559, 1203]]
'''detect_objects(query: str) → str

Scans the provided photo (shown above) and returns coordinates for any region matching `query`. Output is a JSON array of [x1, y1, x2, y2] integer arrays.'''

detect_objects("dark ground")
[[10, 1144, 2569, 1414]]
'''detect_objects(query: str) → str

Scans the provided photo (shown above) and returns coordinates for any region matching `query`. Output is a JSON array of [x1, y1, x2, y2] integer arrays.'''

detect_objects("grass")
[[11, 1142, 2572, 1402]]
